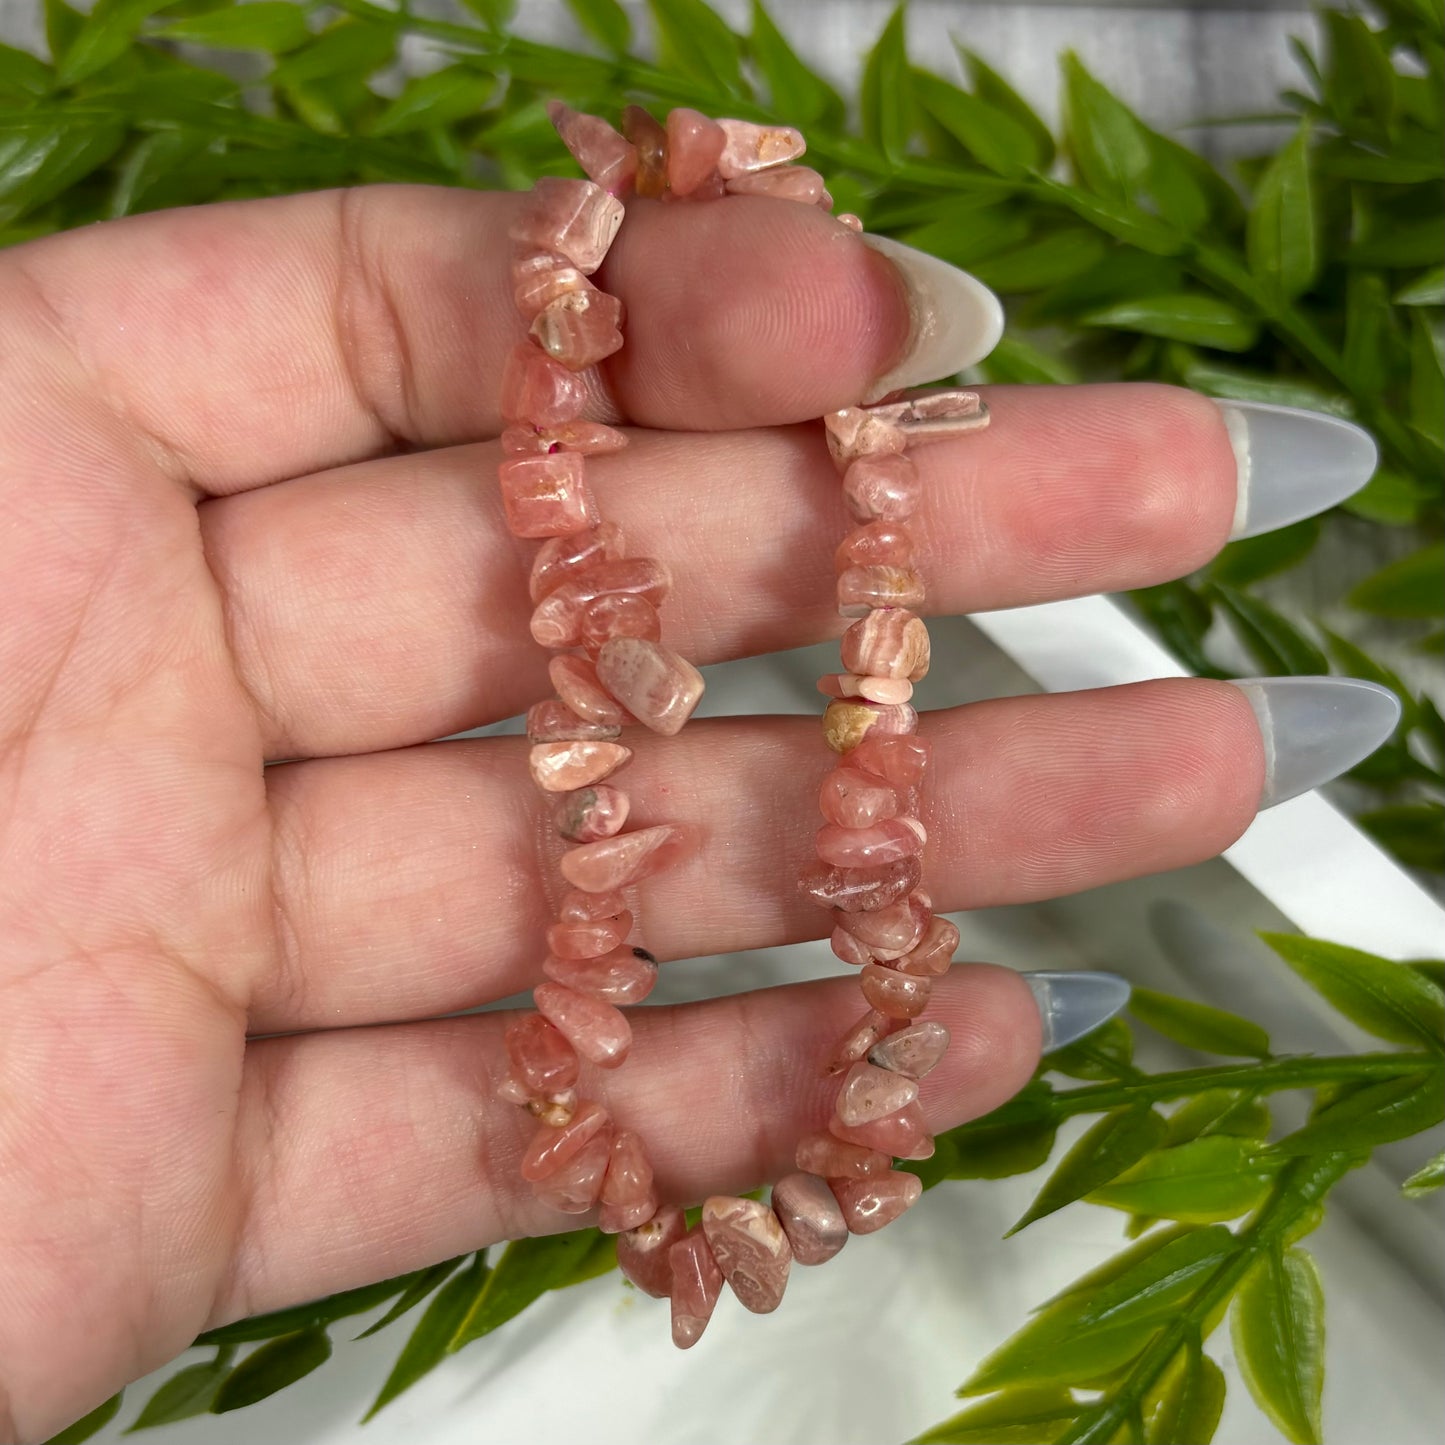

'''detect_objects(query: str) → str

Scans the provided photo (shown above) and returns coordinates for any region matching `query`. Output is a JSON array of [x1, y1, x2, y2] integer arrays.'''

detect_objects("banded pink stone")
[[528, 739, 632, 792], [669, 1229, 725, 1348], [836, 563, 926, 617], [595, 637, 705, 736], [519, 1098, 610, 1182], [509, 176, 624, 274], [771, 1173, 848, 1266], [560, 823, 691, 893], [529, 522, 624, 603], [701, 1196, 792, 1314], [498, 453, 596, 539], [841, 609, 931, 681], [821, 698, 918, 754], [533, 982, 632, 1068], [531, 288, 625, 371], [511, 250, 588, 320], [715, 119, 806, 178], [553, 785, 630, 844], [617, 1202, 688, 1297], [531, 557, 672, 649], [830, 1171, 924, 1235]]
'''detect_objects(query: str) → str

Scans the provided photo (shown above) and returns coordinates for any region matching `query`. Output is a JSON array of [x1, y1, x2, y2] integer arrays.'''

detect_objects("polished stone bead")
[[842, 453, 920, 522], [533, 982, 632, 1068], [816, 817, 924, 868], [715, 119, 806, 178], [547, 101, 639, 195], [848, 735, 932, 790], [618, 1203, 688, 1296], [504, 1013, 580, 1094], [818, 765, 902, 829], [725, 164, 827, 203], [557, 887, 628, 924], [797, 856, 922, 912], [598, 1130, 658, 1235], [771, 1172, 848, 1265], [498, 453, 596, 538], [794, 1129, 892, 1179], [531, 288, 625, 371], [665, 106, 726, 195], [511, 250, 590, 321], [529, 523, 625, 604], [550, 654, 631, 727], [595, 637, 705, 736], [829, 1098, 933, 1158], [835, 890, 930, 960], [533, 1131, 614, 1213], [822, 699, 919, 754], [830, 926, 875, 966], [493, 1073, 533, 1106], [598, 1195, 658, 1236], [837, 564, 926, 617], [531, 558, 673, 649], [560, 823, 691, 892], [701, 1196, 792, 1314], [830, 1171, 924, 1234], [841, 609, 931, 681], [528, 739, 632, 792], [546, 910, 632, 958], [860, 962, 933, 1018], [504, 421, 629, 457], [669, 1228, 725, 1347], [834, 521, 915, 574], [836, 1062, 920, 1126], [823, 1009, 897, 1073], [525, 700, 621, 744], [509, 176, 624, 274], [893, 915, 961, 976], [520, 1098, 610, 1182], [499, 343, 588, 426], [824, 407, 908, 467], [868, 1019, 951, 1079], [621, 105, 669, 198], [837, 212, 863, 231], [580, 592, 662, 656], [553, 785, 631, 844], [817, 673, 915, 705], [543, 944, 658, 1004]]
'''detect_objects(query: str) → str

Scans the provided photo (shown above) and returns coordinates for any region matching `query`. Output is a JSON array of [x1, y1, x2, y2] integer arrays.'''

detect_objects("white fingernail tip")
[[1022, 970, 1132, 1052], [1231, 676, 1402, 808], [1223, 401, 1379, 540], [860, 233, 1004, 404]]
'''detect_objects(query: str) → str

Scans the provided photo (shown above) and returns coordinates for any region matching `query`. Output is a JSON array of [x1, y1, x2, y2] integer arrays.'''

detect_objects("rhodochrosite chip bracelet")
[[495, 102, 991, 1348]]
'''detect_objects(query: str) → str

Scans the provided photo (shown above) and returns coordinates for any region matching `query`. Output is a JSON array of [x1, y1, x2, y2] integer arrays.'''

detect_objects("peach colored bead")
[[822, 699, 919, 753], [511, 250, 589, 320], [622, 104, 669, 198], [824, 1008, 897, 1073], [824, 408, 908, 468], [534, 982, 632, 1068], [509, 176, 624, 275], [842, 453, 920, 522], [553, 784, 630, 844], [834, 521, 915, 573], [837, 212, 863, 231], [494, 1074, 533, 1106], [528, 739, 632, 793], [550, 654, 630, 727], [617, 1202, 687, 1296], [725, 164, 827, 203], [529, 522, 624, 603], [836, 1062, 919, 1126], [701, 1196, 792, 1314], [543, 944, 658, 1005], [841, 608, 931, 682], [581, 592, 662, 656], [665, 107, 726, 195], [893, 915, 961, 977], [835, 890, 930, 960], [503, 421, 629, 457], [830, 1171, 923, 1234], [715, 118, 806, 178], [498, 453, 596, 539], [499, 343, 587, 426], [860, 962, 933, 1018], [531, 288, 625, 371], [819, 765, 902, 828], [797, 855, 922, 912], [794, 1129, 892, 1179], [771, 1172, 849, 1265], [600, 1130, 655, 1213], [868, 1019, 951, 1079], [816, 817, 924, 868], [595, 637, 705, 736], [520, 1098, 610, 1182], [545, 911, 632, 959], [534, 1131, 613, 1213], [531, 557, 673, 649], [669, 1228, 725, 1348], [829, 1098, 933, 1158], [830, 926, 875, 966], [817, 673, 914, 705], [837, 564, 926, 617], [525, 700, 621, 744], [848, 734, 932, 789], [524, 1089, 578, 1128], [547, 101, 639, 195], [560, 823, 691, 893], [504, 1013, 580, 1094], [557, 888, 628, 923], [599, 1194, 659, 1236]]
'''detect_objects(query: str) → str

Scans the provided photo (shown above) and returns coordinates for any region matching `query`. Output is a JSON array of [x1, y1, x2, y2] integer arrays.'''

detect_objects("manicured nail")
[[1022, 970, 1132, 1052], [1230, 676, 1402, 808], [860, 233, 1004, 403], [1221, 400, 1378, 540]]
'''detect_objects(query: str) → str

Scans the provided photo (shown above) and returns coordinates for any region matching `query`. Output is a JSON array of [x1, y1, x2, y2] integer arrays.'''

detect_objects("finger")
[[254, 680, 1260, 1032], [214, 963, 1037, 1328], [204, 381, 1236, 758], [6, 186, 907, 495]]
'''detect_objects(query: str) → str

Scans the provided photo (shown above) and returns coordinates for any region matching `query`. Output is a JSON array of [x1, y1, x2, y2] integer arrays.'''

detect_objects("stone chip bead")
[[533, 982, 632, 1068], [700, 1196, 793, 1314], [830, 1171, 924, 1235], [531, 557, 673, 649], [520, 1098, 610, 1182], [547, 100, 639, 195], [595, 637, 705, 736], [504, 1013, 580, 1094], [553, 785, 630, 844], [526, 700, 620, 744], [542, 944, 659, 1005], [819, 765, 903, 829], [892, 915, 961, 976], [550, 654, 630, 727], [598, 1129, 659, 1235], [531, 288, 626, 371], [511, 250, 590, 321], [580, 592, 663, 656], [715, 118, 806, 177], [621, 104, 669, 197], [848, 734, 932, 790], [822, 699, 919, 754], [829, 1098, 933, 1158], [837, 564, 927, 617], [665, 106, 726, 195], [499, 343, 588, 427], [546, 910, 632, 958], [770, 1172, 849, 1266], [557, 887, 628, 923], [860, 961, 933, 1018], [835, 521, 915, 574], [528, 739, 632, 792], [560, 823, 692, 893], [509, 176, 624, 274], [841, 609, 931, 682], [794, 1129, 892, 1179], [529, 522, 624, 603], [817, 673, 915, 705], [798, 855, 923, 913], [502, 420, 629, 457], [835, 1062, 919, 1126], [868, 1020, 951, 1079], [842, 453, 920, 522], [835, 891, 930, 960], [824, 407, 909, 467], [533, 1132, 614, 1213], [669, 1228, 725, 1348], [725, 165, 828, 203], [498, 453, 597, 539], [815, 817, 924, 868], [617, 1202, 688, 1297], [823, 1009, 897, 1073]]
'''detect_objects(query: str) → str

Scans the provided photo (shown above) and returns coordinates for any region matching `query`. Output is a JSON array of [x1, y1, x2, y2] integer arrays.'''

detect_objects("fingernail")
[[1230, 676, 1402, 808], [860, 233, 1004, 403], [1022, 970, 1132, 1052], [1221, 400, 1378, 540]]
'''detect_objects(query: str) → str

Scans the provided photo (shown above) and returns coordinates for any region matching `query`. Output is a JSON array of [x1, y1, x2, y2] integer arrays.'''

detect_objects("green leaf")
[[125, 1355, 231, 1430], [107, 128, 214, 218], [556, 1230, 619, 1287], [1009, 1106, 1166, 1234], [1340, 468, 1428, 525], [460, 0, 517, 28], [1359, 803, 1445, 870], [364, 1255, 486, 1420], [272, 19, 396, 87], [1232, 1246, 1324, 1445], [860, 3, 911, 165], [748, 1, 841, 125], [1396, 266, 1445, 305], [1061, 51, 1151, 203], [1037, 179, 1185, 256], [354, 1257, 465, 1339], [566, 0, 632, 55], [1322, 10, 1398, 133], [1349, 543, 1445, 620], [56, 0, 175, 86], [0, 42, 52, 95], [1129, 988, 1272, 1058], [912, 1387, 1079, 1444], [1183, 361, 1352, 417], [1402, 1150, 1445, 1198], [1087, 1137, 1279, 1223], [971, 228, 1110, 292], [1081, 293, 1259, 352], [45, 1392, 123, 1444], [0, 120, 126, 228], [647, 0, 744, 99], [1144, 1345, 1226, 1445], [450, 1230, 598, 1350], [1212, 585, 1329, 675], [1408, 313, 1445, 446], [155, 3, 312, 53], [901, 205, 1031, 270], [911, 70, 1037, 177], [959, 47, 1055, 169], [44, 0, 84, 65], [370, 66, 496, 136], [1076, 1227, 1236, 1328], [1348, 216, 1445, 268], [1260, 933, 1445, 1050], [211, 1328, 332, 1413], [1039, 1223, 1198, 1309], [195, 1270, 426, 1346], [1271, 1069, 1444, 1155], [1343, 271, 1399, 394], [1247, 122, 1318, 302], [977, 333, 1082, 387], [914, 1083, 1058, 1191], [1047, 1017, 1136, 1082], [1211, 517, 1322, 587], [1164, 1091, 1271, 1147]]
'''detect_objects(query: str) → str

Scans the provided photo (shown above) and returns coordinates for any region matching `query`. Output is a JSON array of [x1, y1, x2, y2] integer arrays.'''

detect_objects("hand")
[[0, 184, 1367, 1442]]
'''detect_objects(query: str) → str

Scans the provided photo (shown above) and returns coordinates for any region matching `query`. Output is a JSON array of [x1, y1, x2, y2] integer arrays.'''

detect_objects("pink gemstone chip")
[[553, 785, 631, 844], [560, 823, 692, 893], [498, 452, 596, 539], [893, 915, 961, 977], [542, 944, 658, 1005], [533, 982, 632, 1068], [595, 637, 705, 736], [822, 1009, 897, 1075], [533, 1131, 614, 1213], [818, 765, 903, 829], [528, 739, 632, 793], [509, 176, 624, 275], [550, 654, 631, 727], [511, 251, 589, 321], [848, 735, 932, 790], [700, 1196, 793, 1314], [868, 1019, 951, 1079], [794, 1129, 892, 1179], [499, 343, 588, 427], [834, 521, 915, 574], [842, 453, 920, 523], [824, 407, 908, 467], [621, 105, 669, 198], [504, 421, 629, 457], [829, 1098, 933, 1159], [771, 1172, 849, 1266], [797, 856, 922, 913], [580, 592, 663, 656], [546, 909, 632, 957], [835, 891, 930, 960], [665, 107, 726, 196], [531, 557, 673, 649], [725, 165, 828, 203], [841, 609, 931, 681], [835, 1062, 920, 1126], [504, 1013, 580, 1094], [526, 700, 620, 745], [669, 1228, 725, 1347], [598, 1130, 659, 1235], [836, 564, 927, 617], [715, 119, 806, 178], [529, 522, 624, 604], [519, 1098, 610, 1182], [547, 101, 639, 195], [830, 1171, 924, 1235], [617, 1202, 688, 1296], [557, 888, 628, 923], [531, 288, 625, 371], [815, 817, 924, 869], [860, 962, 933, 1019]]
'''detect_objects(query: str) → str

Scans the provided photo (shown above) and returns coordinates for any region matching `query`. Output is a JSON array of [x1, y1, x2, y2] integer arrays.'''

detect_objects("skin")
[[0, 186, 1262, 1444]]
